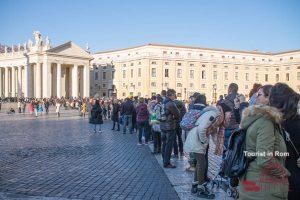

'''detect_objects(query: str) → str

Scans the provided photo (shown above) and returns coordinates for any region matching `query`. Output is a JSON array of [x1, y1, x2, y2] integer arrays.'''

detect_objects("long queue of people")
[[88, 82, 299, 200]]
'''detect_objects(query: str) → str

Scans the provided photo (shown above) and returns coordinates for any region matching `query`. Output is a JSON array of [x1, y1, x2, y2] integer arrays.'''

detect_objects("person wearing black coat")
[[269, 83, 300, 200], [111, 99, 120, 131], [89, 100, 103, 133]]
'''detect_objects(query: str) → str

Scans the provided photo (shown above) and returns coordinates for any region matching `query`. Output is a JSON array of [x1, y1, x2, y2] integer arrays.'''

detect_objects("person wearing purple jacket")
[[136, 97, 150, 145]]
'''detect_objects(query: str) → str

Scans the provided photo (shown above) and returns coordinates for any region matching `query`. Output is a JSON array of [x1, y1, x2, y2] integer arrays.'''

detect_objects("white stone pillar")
[[72, 64, 78, 98], [23, 63, 29, 98], [4, 67, 9, 97], [36, 63, 42, 98], [57, 63, 61, 98], [42, 60, 51, 98], [11, 67, 16, 97], [83, 65, 90, 98], [0, 68, 3, 97], [18, 66, 22, 97]]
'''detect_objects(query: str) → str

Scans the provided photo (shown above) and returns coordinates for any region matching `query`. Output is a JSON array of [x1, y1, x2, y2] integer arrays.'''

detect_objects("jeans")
[[223, 129, 234, 159], [161, 130, 176, 166], [153, 130, 161, 152], [112, 121, 120, 130], [122, 115, 133, 134], [173, 126, 183, 155], [93, 124, 101, 132], [194, 153, 206, 185], [137, 121, 149, 143]]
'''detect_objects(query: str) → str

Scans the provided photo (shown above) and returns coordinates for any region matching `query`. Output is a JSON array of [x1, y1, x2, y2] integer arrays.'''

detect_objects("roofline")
[[94, 43, 300, 55]]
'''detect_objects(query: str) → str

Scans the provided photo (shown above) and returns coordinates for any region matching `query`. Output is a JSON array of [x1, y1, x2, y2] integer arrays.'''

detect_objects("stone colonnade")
[[0, 62, 90, 98]]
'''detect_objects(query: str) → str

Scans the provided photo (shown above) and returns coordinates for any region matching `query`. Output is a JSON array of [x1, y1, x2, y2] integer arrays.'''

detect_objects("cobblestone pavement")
[[0, 110, 179, 200], [149, 142, 234, 200]]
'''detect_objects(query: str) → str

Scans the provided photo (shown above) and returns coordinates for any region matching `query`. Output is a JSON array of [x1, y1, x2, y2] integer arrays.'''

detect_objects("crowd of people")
[[1, 82, 299, 199], [88, 82, 300, 200]]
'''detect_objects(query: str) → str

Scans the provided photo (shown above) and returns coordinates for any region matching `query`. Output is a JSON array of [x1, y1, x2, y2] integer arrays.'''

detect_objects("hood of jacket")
[[241, 105, 283, 129]]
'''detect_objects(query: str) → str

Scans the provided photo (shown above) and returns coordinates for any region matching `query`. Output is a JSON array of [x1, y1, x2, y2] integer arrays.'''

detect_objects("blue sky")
[[0, 0, 299, 53]]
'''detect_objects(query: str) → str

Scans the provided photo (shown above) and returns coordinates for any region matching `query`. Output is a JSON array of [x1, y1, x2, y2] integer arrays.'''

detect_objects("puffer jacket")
[[239, 105, 289, 200], [184, 106, 224, 155], [160, 97, 180, 131]]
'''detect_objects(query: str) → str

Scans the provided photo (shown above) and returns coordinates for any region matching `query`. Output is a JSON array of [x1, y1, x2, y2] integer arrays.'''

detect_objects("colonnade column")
[[83, 65, 90, 98], [0, 68, 3, 97], [57, 63, 61, 98], [18, 66, 22, 97], [36, 63, 42, 98], [23, 63, 29, 98], [43, 59, 51, 98], [72, 64, 78, 98], [11, 66, 16, 97], [4, 67, 9, 97]]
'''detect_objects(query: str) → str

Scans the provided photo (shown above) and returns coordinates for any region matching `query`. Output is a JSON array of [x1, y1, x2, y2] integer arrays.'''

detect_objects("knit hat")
[[220, 102, 232, 113]]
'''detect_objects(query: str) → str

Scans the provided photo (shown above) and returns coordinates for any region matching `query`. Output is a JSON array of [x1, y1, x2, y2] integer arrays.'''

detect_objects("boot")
[[191, 182, 198, 194], [197, 183, 215, 199]]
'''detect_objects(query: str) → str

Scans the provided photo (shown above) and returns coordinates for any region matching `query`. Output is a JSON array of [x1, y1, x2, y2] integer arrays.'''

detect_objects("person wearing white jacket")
[[184, 103, 231, 199]]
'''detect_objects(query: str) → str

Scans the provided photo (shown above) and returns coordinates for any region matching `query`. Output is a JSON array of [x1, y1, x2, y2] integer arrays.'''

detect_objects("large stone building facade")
[[0, 31, 92, 98], [93, 43, 300, 101]]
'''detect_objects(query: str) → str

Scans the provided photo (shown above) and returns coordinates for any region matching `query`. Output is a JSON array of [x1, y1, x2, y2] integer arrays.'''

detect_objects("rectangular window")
[[122, 70, 126, 78], [151, 61, 157, 65], [177, 62, 182, 66], [177, 83, 182, 87], [245, 73, 249, 81], [95, 72, 98, 80], [177, 69, 182, 78], [190, 83, 194, 88], [138, 82, 141, 86], [276, 74, 279, 82], [286, 73, 290, 81], [265, 74, 268, 82], [255, 73, 259, 81], [245, 85, 248, 89], [164, 83, 169, 87], [165, 69, 169, 77], [151, 68, 156, 77], [103, 72, 106, 80], [151, 82, 156, 87], [213, 71, 217, 80], [177, 93, 182, 97], [131, 69, 133, 78], [165, 62, 169, 65], [190, 70, 194, 79], [224, 72, 228, 80], [297, 72, 300, 81], [201, 84, 206, 88], [235, 72, 239, 80], [201, 70, 206, 79], [138, 68, 141, 77]]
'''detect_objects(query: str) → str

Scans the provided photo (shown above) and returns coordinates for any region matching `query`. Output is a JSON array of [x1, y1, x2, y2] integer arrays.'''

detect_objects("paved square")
[[0, 110, 179, 200]]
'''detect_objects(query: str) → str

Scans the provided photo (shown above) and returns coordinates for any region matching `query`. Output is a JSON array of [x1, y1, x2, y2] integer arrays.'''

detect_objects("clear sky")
[[0, 0, 299, 53]]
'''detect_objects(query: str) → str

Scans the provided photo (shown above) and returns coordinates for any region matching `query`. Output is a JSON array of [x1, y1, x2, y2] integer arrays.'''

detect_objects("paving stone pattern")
[[0, 111, 179, 200]]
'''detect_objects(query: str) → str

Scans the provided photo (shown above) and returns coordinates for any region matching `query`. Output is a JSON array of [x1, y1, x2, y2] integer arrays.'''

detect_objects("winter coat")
[[239, 105, 289, 200], [121, 100, 135, 116], [112, 103, 120, 122], [283, 115, 300, 200], [160, 97, 180, 131], [136, 103, 149, 123], [222, 92, 239, 130], [89, 104, 103, 124], [184, 106, 226, 155]]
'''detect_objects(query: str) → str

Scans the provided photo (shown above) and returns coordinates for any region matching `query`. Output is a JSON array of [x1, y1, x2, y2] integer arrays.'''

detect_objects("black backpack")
[[220, 128, 256, 178]]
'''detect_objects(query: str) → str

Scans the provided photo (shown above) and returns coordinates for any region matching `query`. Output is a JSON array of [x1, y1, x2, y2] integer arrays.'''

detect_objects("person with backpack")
[[136, 98, 150, 145], [89, 99, 103, 133], [160, 89, 180, 168], [184, 102, 231, 199], [186, 93, 205, 172], [269, 83, 300, 200], [150, 95, 164, 154]]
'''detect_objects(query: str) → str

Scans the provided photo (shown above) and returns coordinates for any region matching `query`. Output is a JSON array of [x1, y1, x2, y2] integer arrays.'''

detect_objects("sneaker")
[[163, 164, 176, 168], [111, 128, 115, 131], [98, 130, 102, 133], [144, 142, 149, 145], [197, 183, 215, 199], [186, 166, 196, 172], [93, 130, 96, 134], [137, 142, 142, 146]]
